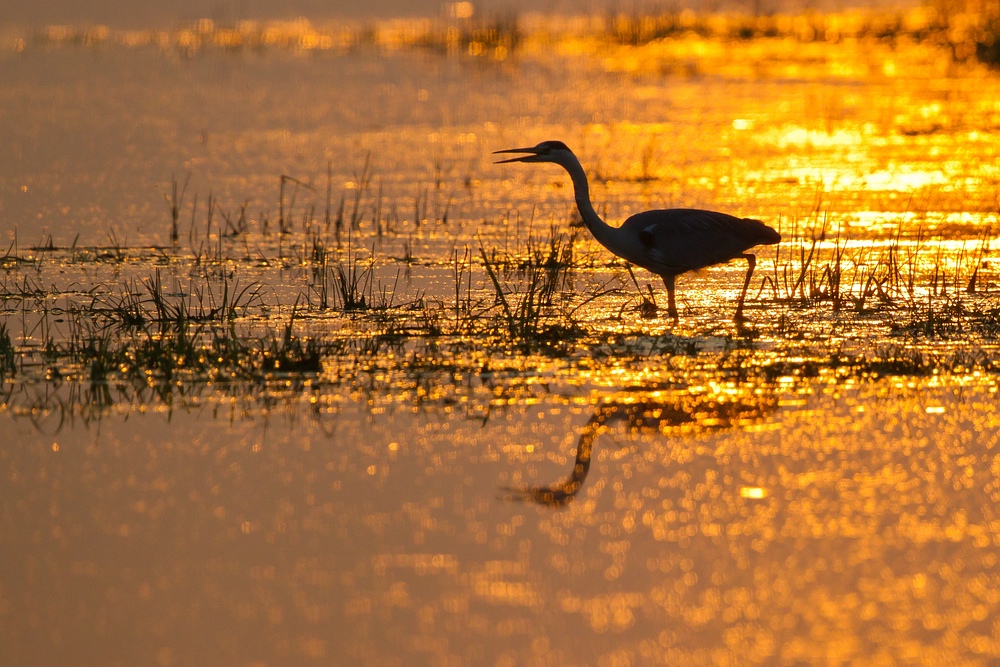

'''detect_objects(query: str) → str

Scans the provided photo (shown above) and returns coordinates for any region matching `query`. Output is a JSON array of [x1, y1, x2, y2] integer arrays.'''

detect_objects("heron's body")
[[613, 208, 778, 277], [495, 140, 780, 324]]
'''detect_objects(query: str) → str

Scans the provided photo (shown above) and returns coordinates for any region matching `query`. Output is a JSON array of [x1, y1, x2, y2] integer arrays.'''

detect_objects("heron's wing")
[[620, 208, 780, 274]]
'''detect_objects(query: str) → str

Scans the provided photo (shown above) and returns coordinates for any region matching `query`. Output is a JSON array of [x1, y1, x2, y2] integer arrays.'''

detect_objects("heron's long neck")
[[560, 155, 621, 252]]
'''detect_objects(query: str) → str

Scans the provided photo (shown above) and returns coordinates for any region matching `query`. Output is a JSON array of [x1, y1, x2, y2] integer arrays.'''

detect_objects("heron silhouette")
[[495, 140, 781, 325]]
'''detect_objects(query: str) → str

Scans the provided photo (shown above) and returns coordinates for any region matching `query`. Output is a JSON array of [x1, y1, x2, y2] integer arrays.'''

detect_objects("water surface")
[[3, 11, 1000, 666]]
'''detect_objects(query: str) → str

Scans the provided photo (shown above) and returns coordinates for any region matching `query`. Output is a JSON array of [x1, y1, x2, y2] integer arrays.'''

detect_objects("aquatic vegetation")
[[1, 206, 998, 425], [479, 237, 581, 345], [3, 150, 999, 402]]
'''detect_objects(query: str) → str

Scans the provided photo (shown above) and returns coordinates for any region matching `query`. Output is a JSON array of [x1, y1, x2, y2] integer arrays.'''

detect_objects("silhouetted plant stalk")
[[140, 270, 263, 324], [333, 240, 375, 312], [165, 172, 190, 244], [762, 215, 995, 322], [478, 228, 589, 344], [0, 323, 16, 378], [279, 174, 316, 235]]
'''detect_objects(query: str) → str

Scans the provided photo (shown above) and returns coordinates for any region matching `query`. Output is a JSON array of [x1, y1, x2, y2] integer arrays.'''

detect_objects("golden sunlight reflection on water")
[[3, 375, 1000, 664], [4, 7, 1000, 666], [3, 8, 1000, 246]]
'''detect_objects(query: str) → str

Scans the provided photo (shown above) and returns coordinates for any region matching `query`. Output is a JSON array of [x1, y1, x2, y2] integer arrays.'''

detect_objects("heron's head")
[[493, 140, 574, 165]]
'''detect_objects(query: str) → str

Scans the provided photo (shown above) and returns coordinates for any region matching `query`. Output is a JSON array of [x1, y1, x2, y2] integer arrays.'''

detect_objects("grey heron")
[[494, 140, 781, 325]]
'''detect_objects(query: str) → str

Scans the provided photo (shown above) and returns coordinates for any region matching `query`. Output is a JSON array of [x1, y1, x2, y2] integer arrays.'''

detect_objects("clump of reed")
[[763, 214, 997, 334], [34, 303, 332, 391], [308, 238, 375, 312], [138, 271, 263, 326], [477, 225, 599, 346]]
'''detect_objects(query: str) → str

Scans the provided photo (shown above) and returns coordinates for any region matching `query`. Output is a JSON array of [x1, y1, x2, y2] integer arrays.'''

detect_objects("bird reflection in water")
[[504, 393, 775, 506]]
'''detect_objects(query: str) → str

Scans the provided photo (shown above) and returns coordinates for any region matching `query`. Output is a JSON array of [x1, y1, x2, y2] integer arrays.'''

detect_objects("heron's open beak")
[[493, 147, 543, 164]]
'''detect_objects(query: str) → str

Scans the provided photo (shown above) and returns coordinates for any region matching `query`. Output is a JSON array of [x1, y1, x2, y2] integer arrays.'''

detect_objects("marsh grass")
[[102, 278, 147, 327], [166, 173, 190, 244], [6, 163, 1000, 419], [764, 215, 999, 326], [41, 304, 333, 393], [0, 235, 36, 270], [477, 225, 600, 345], [331, 242, 375, 312], [141, 270, 264, 324]]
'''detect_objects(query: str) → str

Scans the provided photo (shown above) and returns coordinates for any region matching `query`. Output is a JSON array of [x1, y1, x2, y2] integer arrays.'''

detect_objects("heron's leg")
[[662, 274, 679, 324], [734, 253, 757, 324]]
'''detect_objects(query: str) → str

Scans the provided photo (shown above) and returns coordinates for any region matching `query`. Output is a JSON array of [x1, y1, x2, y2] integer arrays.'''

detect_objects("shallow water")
[[4, 20, 999, 247], [3, 12, 1000, 667], [5, 376, 1000, 665]]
